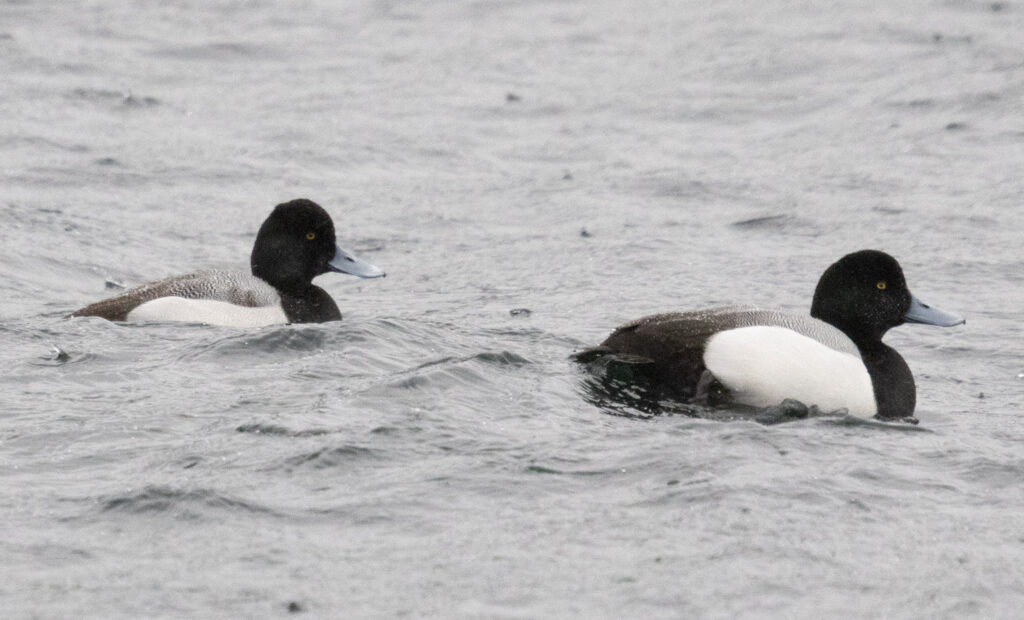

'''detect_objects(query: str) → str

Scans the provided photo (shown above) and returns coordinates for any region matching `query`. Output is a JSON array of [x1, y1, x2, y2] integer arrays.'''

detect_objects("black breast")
[[279, 286, 342, 323]]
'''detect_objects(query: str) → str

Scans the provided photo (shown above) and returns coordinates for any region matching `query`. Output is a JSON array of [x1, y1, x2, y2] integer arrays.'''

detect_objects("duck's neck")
[[854, 339, 916, 419], [279, 285, 342, 323]]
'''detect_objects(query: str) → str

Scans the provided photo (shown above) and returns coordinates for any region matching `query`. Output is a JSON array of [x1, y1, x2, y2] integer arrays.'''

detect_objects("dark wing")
[[575, 308, 769, 398], [572, 311, 713, 398]]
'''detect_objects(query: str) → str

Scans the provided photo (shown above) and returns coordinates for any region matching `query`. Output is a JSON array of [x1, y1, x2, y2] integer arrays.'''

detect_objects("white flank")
[[704, 326, 876, 417], [127, 297, 288, 327]]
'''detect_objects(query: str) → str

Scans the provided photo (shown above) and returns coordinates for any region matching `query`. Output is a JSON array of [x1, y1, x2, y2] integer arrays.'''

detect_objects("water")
[[2, 0, 1023, 617]]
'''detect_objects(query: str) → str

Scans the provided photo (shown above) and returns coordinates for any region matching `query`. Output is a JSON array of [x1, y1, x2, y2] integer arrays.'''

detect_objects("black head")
[[810, 250, 914, 344], [250, 199, 340, 294]]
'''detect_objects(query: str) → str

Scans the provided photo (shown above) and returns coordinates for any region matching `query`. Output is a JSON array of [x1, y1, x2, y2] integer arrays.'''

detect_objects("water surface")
[[1, 1, 1023, 618]]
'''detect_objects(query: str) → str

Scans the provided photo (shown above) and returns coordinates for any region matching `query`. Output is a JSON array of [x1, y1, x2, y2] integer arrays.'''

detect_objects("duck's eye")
[[876, 281, 887, 290], [305, 232, 316, 241]]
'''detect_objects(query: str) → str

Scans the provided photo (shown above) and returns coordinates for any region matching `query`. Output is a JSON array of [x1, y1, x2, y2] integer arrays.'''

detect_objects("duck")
[[574, 250, 964, 420], [68, 198, 384, 326]]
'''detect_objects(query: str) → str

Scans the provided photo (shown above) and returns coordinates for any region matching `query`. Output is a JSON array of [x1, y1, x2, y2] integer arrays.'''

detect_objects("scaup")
[[575, 250, 963, 420], [69, 198, 384, 326]]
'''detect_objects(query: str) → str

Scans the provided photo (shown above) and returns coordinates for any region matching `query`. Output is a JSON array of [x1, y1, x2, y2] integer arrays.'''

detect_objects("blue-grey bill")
[[328, 244, 385, 278], [904, 295, 964, 326]]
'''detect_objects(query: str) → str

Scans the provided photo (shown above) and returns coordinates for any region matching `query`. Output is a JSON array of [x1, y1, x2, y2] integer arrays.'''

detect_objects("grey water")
[[2, 0, 1023, 617]]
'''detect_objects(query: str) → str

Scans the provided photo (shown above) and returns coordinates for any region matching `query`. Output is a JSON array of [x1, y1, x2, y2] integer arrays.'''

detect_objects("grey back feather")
[[617, 306, 859, 356], [70, 270, 280, 321]]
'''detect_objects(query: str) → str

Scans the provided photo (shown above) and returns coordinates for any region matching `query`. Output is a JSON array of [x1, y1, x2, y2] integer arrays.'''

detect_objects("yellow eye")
[[305, 232, 316, 240], [876, 281, 887, 290]]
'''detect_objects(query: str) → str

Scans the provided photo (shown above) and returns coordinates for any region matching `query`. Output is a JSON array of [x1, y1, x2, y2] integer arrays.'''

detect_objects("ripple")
[[385, 349, 533, 393], [147, 42, 277, 62], [729, 213, 821, 235], [824, 415, 931, 432], [470, 350, 531, 366], [236, 422, 330, 437], [8, 542, 94, 564], [282, 446, 378, 470], [955, 456, 1024, 488], [68, 88, 160, 108], [524, 464, 619, 476], [177, 326, 335, 362], [101, 486, 280, 519]]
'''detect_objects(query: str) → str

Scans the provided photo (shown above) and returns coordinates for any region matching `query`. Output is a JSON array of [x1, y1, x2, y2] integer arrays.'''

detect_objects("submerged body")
[[69, 199, 384, 326], [578, 250, 964, 419]]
